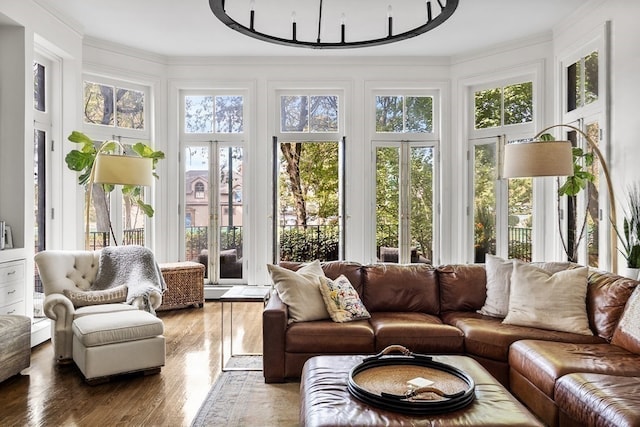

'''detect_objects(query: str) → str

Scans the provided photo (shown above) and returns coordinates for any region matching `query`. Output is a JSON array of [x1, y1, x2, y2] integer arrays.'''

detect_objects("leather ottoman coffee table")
[[300, 355, 543, 427]]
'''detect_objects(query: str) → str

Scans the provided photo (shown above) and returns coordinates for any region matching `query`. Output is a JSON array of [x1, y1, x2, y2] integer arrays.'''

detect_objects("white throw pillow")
[[267, 260, 330, 323], [502, 261, 592, 336], [478, 254, 513, 317], [478, 254, 572, 318]]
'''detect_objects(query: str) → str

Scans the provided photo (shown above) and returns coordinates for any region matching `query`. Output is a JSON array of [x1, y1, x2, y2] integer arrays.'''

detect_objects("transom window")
[[474, 81, 533, 129], [83, 80, 145, 130], [280, 95, 338, 133], [184, 95, 244, 134], [375, 95, 433, 133]]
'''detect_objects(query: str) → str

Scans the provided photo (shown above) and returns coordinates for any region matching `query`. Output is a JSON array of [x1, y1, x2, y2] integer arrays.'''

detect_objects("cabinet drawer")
[[0, 300, 25, 316], [0, 281, 25, 306], [0, 261, 25, 285]]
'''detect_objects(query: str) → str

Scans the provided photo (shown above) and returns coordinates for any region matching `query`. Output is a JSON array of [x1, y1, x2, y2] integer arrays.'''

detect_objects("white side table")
[[220, 286, 271, 371]]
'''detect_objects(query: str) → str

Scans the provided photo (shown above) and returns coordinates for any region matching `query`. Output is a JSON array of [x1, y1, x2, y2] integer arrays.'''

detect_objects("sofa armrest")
[[263, 290, 289, 383], [43, 293, 76, 362]]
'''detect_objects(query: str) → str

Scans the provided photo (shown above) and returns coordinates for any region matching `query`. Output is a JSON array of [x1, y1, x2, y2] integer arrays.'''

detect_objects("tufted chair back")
[[35, 250, 101, 296]]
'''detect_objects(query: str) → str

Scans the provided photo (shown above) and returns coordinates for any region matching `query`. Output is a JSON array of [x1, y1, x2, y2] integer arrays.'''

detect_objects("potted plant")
[[65, 131, 165, 245], [614, 185, 640, 279]]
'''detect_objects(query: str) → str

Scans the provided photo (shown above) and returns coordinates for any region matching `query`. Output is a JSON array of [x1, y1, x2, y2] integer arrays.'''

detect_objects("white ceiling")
[[35, 0, 587, 57]]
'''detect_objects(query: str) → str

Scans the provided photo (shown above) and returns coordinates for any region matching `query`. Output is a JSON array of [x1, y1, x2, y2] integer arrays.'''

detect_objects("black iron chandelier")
[[209, 0, 459, 49]]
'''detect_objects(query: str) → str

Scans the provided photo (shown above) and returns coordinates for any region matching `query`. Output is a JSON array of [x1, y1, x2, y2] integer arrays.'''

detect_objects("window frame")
[[466, 71, 540, 263], [81, 74, 150, 141]]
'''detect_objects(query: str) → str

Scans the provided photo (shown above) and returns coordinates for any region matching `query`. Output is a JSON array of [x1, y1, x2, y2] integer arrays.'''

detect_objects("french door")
[[183, 143, 245, 283]]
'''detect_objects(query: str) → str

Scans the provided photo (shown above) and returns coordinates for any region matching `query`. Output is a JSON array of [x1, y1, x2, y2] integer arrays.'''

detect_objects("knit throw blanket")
[[92, 245, 166, 314]]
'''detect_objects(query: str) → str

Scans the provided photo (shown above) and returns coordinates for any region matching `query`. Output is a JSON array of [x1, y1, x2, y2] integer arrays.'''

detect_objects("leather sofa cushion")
[[286, 319, 374, 353], [363, 264, 439, 314], [437, 264, 487, 312], [368, 312, 464, 353], [443, 312, 604, 362], [587, 270, 638, 341], [556, 373, 640, 427], [509, 340, 640, 398]]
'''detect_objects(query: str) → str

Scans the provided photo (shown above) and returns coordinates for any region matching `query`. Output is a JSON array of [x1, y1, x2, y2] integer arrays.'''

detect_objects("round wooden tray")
[[348, 345, 475, 415]]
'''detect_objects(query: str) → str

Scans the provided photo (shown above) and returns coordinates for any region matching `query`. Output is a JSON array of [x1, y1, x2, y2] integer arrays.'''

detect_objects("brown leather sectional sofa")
[[262, 261, 640, 427]]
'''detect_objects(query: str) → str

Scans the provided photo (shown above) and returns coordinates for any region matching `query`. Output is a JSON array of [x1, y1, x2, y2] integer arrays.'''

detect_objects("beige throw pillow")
[[478, 254, 572, 318], [502, 262, 592, 335], [319, 275, 370, 323], [63, 284, 128, 308], [267, 260, 330, 323]]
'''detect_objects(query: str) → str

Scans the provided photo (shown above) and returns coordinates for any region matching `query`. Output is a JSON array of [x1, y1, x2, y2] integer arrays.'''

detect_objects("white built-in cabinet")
[[0, 253, 26, 315]]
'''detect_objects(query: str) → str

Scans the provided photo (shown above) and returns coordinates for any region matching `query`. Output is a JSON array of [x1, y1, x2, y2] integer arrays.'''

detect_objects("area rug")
[[191, 362, 300, 426]]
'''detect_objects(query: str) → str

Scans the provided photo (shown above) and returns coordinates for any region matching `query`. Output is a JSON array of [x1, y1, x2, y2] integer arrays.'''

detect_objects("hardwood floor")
[[0, 301, 264, 427]]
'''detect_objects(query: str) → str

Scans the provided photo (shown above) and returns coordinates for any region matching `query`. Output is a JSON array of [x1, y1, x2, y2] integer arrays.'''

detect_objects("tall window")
[[181, 91, 246, 283], [33, 53, 56, 323], [373, 93, 438, 264], [562, 44, 607, 268], [82, 76, 152, 249], [470, 80, 534, 262], [274, 92, 344, 263]]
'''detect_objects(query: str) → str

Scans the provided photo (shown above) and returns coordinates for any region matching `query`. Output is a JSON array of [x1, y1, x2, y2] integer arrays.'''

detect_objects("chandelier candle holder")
[[209, 0, 459, 49]]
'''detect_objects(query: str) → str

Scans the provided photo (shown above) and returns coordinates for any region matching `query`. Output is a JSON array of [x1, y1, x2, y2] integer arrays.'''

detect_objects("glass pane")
[[474, 143, 497, 262], [116, 87, 144, 129], [184, 146, 209, 276], [309, 95, 338, 132], [504, 82, 533, 125], [584, 51, 599, 105], [376, 146, 400, 262], [474, 88, 501, 129], [375, 96, 403, 132], [34, 130, 46, 253], [508, 178, 533, 261], [185, 95, 214, 133], [34, 129, 46, 319], [406, 97, 433, 133], [586, 121, 600, 267], [215, 96, 244, 133], [278, 141, 340, 262], [281, 96, 309, 132], [33, 62, 45, 112], [219, 147, 244, 279], [567, 61, 580, 112], [410, 147, 433, 263], [84, 81, 114, 126]]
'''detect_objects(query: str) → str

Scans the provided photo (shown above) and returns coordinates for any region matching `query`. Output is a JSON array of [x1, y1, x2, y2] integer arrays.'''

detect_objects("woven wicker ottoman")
[[300, 355, 543, 426], [158, 262, 205, 311], [0, 315, 31, 383]]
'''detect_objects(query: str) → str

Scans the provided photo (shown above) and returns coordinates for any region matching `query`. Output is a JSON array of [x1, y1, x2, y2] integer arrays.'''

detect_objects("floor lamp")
[[502, 124, 617, 273], [85, 141, 154, 250]]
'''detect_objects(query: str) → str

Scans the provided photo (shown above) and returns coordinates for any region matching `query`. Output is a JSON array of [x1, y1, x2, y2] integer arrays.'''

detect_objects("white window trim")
[[366, 82, 445, 265]]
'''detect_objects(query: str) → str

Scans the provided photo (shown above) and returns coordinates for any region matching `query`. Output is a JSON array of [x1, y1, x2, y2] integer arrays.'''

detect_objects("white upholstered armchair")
[[34, 249, 163, 362]]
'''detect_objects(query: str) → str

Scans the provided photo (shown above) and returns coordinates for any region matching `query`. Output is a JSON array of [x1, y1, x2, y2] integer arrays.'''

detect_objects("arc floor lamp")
[[85, 141, 153, 249], [503, 123, 617, 273]]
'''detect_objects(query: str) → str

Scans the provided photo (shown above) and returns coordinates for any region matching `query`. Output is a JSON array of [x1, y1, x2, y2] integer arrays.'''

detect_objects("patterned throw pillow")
[[319, 275, 370, 323], [63, 284, 128, 308]]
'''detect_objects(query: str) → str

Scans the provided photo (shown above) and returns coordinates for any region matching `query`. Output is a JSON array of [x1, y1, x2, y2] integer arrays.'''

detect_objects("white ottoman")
[[72, 310, 165, 384]]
